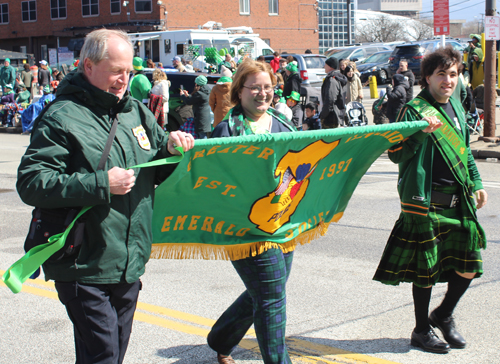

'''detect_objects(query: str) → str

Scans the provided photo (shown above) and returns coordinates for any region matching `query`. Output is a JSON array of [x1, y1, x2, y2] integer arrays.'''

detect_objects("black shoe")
[[411, 328, 450, 354], [429, 310, 466, 348]]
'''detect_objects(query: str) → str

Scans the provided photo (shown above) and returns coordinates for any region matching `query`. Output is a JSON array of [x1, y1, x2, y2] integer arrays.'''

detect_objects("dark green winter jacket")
[[181, 84, 212, 133], [17, 71, 175, 284], [388, 88, 483, 216], [0, 65, 16, 88]]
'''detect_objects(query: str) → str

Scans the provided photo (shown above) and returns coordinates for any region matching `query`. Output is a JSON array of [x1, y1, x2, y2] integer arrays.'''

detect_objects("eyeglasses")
[[242, 85, 274, 94]]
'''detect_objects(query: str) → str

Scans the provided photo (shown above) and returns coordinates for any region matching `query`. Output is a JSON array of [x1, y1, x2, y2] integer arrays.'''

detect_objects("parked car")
[[324, 45, 392, 62], [264, 54, 327, 87], [388, 39, 464, 80], [356, 50, 392, 84], [142, 69, 220, 131]]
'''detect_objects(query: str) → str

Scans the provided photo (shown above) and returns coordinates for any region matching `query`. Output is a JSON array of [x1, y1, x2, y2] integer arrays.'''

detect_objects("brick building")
[[0, 0, 319, 65]]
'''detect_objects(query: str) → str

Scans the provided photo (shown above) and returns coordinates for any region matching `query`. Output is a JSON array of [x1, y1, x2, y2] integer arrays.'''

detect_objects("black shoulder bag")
[[23, 114, 119, 262]]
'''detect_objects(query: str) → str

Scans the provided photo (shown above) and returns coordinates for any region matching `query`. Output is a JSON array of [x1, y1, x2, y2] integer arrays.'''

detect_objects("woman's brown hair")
[[230, 58, 276, 106]]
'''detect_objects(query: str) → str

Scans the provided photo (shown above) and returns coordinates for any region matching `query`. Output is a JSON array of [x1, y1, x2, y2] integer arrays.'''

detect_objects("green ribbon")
[[2, 147, 184, 294], [408, 97, 469, 181]]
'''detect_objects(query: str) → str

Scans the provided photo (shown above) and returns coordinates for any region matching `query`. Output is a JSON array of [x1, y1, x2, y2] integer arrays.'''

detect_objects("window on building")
[[82, 0, 98, 16], [22, 1, 36, 22], [135, 0, 152, 12], [240, 0, 250, 14], [110, 0, 120, 14], [269, 0, 278, 15], [51, 0, 67, 19], [0, 3, 8, 24]]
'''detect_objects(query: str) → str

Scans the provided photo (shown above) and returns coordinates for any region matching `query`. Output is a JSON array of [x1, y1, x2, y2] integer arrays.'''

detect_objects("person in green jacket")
[[180, 75, 212, 138], [373, 47, 488, 354], [16, 29, 194, 364], [0, 58, 16, 93], [129, 56, 152, 104]]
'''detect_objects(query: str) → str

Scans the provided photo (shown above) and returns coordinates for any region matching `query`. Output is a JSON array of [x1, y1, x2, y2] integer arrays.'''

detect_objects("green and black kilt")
[[373, 185, 487, 288]]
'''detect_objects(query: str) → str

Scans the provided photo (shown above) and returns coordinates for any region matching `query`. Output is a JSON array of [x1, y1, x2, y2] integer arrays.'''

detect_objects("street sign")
[[434, 0, 450, 35], [485, 16, 500, 40]]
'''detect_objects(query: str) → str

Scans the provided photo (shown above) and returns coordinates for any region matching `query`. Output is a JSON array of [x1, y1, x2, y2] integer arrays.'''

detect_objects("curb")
[[0, 126, 23, 134]]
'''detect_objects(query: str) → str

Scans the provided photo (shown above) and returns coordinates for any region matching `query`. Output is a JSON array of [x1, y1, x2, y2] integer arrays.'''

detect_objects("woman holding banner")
[[208, 59, 296, 364]]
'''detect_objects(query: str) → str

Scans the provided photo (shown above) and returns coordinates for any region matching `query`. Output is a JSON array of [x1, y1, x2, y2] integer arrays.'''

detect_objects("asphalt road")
[[0, 130, 499, 364]]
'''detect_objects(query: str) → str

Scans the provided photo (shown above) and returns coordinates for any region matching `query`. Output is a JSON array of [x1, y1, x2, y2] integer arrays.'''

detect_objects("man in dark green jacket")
[[374, 47, 487, 354], [16, 29, 194, 364], [0, 58, 16, 93]]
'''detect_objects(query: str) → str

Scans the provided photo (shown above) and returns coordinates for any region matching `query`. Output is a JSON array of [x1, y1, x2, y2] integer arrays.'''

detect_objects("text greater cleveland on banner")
[[151, 121, 428, 260]]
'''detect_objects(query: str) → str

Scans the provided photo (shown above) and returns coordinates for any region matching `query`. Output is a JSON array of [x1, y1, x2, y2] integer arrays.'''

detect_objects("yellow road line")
[[1, 271, 400, 364]]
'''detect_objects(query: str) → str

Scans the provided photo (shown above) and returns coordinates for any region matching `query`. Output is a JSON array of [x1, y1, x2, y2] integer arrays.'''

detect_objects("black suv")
[[388, 40, 464, 81], [142, 69, 220, 131]]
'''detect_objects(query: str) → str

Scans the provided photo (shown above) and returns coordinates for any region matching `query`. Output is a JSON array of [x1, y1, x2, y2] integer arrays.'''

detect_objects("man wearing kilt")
[[373, 47, 488, 354]]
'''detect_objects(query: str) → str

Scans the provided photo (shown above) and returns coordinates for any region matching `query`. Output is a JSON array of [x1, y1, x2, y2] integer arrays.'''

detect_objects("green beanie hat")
[[133, 57, 144, 71], [43, 85, 50, 93], [195, 75, 208, 86], [4, 58, 10, 64], [218, 76, 232, 83], [286, 63, 298, 73], [287, 90, 300, 102]]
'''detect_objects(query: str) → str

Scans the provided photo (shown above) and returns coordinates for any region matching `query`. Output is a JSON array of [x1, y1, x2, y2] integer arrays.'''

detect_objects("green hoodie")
[[17, 71, 175, 284]]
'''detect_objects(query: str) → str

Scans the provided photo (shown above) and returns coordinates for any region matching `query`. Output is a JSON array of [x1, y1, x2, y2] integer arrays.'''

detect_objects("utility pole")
[[481, 0, 500, 142]]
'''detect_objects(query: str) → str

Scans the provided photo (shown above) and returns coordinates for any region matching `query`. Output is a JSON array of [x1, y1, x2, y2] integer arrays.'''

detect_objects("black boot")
[[429, 310, 466, 348], [411, 328, 450, 354]]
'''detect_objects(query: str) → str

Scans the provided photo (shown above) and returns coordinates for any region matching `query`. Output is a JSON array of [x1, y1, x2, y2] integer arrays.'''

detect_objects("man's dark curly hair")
[[420, 46, 461, 88]]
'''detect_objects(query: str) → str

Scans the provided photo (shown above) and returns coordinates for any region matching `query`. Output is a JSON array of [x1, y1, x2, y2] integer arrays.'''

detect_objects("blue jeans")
[[208, 248, 294, 364]]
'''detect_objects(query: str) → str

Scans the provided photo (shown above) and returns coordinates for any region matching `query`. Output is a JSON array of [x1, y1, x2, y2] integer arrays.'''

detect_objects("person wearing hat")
[[464, 34, 482, 56], [320, 57, 345, 128], [0, 58, 16, 94], [286, 90, 304, 129], [70, 59, 80, 71], [469, 48, 484, 90], [129, 56, 152, 105], [180, 75, 212, 138], [38, 60, 51, 95], [40, 84, 56, 107], [1, 83, 15, 105], [282, 62, 302, 100], [209, 76, 233, 128], [273, 88, 293, 122], [172, 56, 186, 72], [15, 83, 31, 104]]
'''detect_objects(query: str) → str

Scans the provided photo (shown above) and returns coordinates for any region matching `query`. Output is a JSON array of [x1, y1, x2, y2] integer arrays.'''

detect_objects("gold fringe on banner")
[[150, 215, 342, 261]]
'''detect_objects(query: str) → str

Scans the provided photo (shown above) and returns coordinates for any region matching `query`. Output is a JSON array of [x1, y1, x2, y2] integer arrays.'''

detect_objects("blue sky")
[[419, 0, 485, 23]]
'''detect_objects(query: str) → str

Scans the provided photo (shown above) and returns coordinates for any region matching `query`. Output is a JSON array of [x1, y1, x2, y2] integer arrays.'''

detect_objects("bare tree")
[[406, 20, 433, 41], [356, 15, 406, 43], [462, 20, 484, 36], [356, 15, 433, 42]]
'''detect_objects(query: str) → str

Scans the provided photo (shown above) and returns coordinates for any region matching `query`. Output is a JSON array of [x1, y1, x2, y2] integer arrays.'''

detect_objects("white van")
[[225, 27, 274, 59], [128, 29, 273, 69]]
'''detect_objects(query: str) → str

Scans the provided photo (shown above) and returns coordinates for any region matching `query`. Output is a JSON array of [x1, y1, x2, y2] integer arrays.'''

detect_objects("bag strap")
[[97, 113, 119, 171]]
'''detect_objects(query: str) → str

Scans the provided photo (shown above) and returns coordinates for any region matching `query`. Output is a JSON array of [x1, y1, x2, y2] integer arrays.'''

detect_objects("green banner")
[[151, 121, 428, 260]]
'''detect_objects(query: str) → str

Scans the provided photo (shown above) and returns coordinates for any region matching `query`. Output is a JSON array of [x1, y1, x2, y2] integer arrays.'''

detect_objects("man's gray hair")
[[77, 29, 133, 73]]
